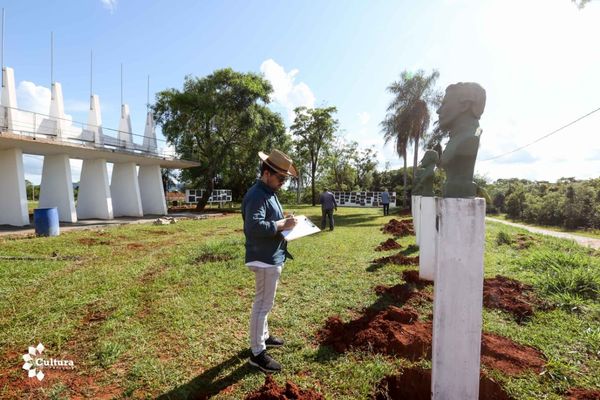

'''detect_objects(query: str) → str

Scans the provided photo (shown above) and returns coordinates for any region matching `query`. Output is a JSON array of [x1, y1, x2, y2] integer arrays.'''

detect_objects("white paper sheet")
[[280, 215, 321, 241]]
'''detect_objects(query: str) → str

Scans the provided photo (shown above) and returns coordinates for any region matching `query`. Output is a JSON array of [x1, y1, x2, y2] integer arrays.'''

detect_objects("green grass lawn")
[[0, 206, 598, 399]]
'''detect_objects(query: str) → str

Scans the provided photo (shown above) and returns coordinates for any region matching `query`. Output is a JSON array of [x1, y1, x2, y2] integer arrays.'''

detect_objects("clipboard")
[[279, 215, 321, 241]]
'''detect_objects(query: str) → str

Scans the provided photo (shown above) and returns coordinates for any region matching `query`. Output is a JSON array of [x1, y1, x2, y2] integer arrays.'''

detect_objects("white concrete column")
[[418, 196, 436, 281], [415, 195, 422, 246], [87, 94, 103, 146], [118, 104, 133, 150], [76, 159, 113, 220], [411, 195, 415, 219], [1, 67, 20, 132], [39, 154, 77, 223], [432, 197, 486, 400], [111, 162, 143, 217], [138, 164, 166, 215], [142, 111, 157, 154], [0, 148, 29, 226], [49, 82, 67, 139]]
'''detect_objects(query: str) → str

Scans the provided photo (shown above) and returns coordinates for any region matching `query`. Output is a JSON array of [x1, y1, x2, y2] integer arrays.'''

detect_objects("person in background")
[[381, 188, 390, 216], [242, 149, 298, 373], [319, 187, 337, 231]]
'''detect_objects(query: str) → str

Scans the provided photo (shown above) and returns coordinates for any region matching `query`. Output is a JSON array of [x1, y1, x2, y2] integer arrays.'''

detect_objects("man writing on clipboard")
[[242, 149, 298, 373]]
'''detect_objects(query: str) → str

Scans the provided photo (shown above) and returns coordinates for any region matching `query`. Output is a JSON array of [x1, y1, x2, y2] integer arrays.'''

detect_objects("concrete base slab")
[[139, 164, 167, 215], [432, 197, 486, 400], [76, 159, 113, 220], [111, 162, 143, 217], [419, 196, 436, 281], [0, 148, 29, 226], [39, 154, 77, 223]]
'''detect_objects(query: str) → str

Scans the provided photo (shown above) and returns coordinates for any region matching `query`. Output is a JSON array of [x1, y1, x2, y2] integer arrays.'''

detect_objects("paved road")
[[486, 217, 600, 250]]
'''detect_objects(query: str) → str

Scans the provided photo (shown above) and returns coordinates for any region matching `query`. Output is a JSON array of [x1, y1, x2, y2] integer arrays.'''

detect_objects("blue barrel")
[[34, 207, 60, 237]]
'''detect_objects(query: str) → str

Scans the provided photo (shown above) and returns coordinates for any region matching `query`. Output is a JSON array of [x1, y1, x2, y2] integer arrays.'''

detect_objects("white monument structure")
[[0, 65, 199, 226]]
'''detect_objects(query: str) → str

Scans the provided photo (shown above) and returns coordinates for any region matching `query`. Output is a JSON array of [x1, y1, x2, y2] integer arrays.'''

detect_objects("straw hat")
[[258, 149, 298, 178]]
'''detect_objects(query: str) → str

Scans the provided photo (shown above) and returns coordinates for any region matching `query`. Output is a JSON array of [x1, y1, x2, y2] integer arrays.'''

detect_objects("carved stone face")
[[436, 90, 464, 131]]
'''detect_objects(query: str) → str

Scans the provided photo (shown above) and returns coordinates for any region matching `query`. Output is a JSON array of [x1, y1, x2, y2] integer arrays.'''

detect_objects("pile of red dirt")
[[565, 388, 600, 399], [318, 305, 432, 361], [245, 375, 324, 400], [483, 275, 550, 323], [372, 253, 419, 266], [375, 238, 403, 251], [374, 270, 433, 305], [381, 218, 414, 237], [373, 367, 512, 400], [318, 300, 546, 375]]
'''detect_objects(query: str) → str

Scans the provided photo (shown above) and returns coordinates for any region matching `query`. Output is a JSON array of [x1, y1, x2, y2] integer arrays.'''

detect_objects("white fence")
[[333, 191, 397, 207], [185, 189, 232, 204]]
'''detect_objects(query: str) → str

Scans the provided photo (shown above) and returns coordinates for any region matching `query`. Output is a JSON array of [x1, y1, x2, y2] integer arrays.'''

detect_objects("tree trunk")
[[311, 166, 316, 206], [195, 171, 215, 211], [412, 136, 419, 183], [402, 151, 408, 208]]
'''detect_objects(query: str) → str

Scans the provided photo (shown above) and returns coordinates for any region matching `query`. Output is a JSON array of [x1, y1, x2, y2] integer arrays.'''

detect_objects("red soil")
[[483, 275, 551, 323], [373, 253, 419, 266], [375, 238, 403, 251], [373, 367, 512, 400], [245, 375, 324, 400], [565, 388, 600, 399], [381, 218, 415, 237], [374, 270, 433, 305], [481, 333, 546, 376]]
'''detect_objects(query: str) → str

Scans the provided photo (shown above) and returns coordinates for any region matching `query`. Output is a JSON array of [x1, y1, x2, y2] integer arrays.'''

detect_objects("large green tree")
[[381, 69, 442, 206], [153, 68, 287, 209], [291, 106, 339, 205]]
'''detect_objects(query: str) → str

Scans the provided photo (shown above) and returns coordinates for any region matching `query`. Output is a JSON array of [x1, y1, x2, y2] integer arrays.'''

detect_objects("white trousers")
[[248, 265, 282, 356]]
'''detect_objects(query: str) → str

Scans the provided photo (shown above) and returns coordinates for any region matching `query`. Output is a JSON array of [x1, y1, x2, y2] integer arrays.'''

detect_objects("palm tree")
[[382, 70, 442, 189], [381, 113, 410, 207]]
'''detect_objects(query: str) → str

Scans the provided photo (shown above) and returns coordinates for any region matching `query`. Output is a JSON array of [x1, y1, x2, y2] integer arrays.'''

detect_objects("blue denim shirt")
[[242, 180, 292, 265]]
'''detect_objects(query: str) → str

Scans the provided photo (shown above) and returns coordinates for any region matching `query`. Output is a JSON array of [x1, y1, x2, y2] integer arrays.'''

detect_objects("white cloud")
[[260, 59, 315, 123], [17, 81, 51, 114], [100, 0, 117, 13], [357, 112, 370, 125]]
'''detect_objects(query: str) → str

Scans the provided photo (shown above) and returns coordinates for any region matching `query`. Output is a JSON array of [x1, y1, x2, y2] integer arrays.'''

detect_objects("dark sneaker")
[[265, 336, 284, 347], [249, 350, 282, 373]]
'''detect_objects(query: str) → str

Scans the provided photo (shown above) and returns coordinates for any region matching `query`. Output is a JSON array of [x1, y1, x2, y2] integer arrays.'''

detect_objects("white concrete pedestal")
[[432, 197, 486, 400], [414, 195, 422, 246], [0, 148, 29, 226], [138, 164, 166, 215], [111, 162, 143, 217], [76, 159, 113, 220], [418, 196, 436, 281], [39, 154, 77, 222]]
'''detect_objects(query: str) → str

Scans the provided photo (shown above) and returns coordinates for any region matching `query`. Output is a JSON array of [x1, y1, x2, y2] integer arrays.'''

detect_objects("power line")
[[480, 105, 600, 162]]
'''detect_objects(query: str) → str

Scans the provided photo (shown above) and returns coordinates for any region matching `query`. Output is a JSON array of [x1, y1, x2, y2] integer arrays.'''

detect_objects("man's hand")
[[277, 216, 298, 231]]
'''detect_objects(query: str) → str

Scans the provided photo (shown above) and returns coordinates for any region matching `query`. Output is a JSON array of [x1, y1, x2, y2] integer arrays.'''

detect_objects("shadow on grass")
[[156, 348, 257, 400], [365, 244, 420, 272]]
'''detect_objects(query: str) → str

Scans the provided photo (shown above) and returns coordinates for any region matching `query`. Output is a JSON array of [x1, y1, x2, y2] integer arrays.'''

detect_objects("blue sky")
[[2, 0, 599, 184]]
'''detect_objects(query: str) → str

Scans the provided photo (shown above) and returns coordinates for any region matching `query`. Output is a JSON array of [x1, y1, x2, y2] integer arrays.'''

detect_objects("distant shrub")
[[496, 231, 512, 246]]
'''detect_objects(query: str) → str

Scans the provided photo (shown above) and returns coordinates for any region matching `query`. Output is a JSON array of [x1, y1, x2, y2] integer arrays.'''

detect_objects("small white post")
[[1, 66, 18, 131], [111, 162, 143, 217], [87, 94, 103, 146], [76, 159, 113, 220], [0, 148, 29, 226], [39, 154, 77, 222], [415, 195, 422, 246], [139, 164, 166, 215], [432, 197, 486, 400], [118, 104, 133, 150], [418, 196, 436, 281]]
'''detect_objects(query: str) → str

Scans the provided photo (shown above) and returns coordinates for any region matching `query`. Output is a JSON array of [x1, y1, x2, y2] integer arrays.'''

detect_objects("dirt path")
[[486, 218, 600, 250]]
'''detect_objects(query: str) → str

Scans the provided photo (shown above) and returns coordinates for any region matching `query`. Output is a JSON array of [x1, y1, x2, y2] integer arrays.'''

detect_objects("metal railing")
[[0, 105, 180, 160]]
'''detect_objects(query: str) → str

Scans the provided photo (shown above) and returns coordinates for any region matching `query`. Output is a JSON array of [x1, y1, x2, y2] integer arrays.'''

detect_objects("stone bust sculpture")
[[413, 150, 439, 197], [437, 82, 486, 198]]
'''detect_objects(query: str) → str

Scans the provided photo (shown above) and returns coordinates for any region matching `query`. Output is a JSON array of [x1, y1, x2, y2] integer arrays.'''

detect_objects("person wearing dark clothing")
[[381, 188, 390, 216], [242, 149, 298, 373], [319, 188, 337, 231]]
